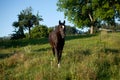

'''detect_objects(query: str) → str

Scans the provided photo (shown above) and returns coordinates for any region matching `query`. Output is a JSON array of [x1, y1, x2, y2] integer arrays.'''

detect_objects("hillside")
[[0, 32, 120, 80]]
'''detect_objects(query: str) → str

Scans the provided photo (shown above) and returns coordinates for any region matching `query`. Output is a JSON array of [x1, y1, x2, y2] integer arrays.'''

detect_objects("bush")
[[31, 25, 48, 38]]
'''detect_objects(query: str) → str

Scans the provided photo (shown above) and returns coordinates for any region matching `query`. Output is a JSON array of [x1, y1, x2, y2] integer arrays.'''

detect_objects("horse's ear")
[[63, 20, 65, 24], [59, 20, 61, 25]]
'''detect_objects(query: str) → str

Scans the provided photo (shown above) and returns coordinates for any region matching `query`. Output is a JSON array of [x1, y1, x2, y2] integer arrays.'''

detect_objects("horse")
[[49, 20, 66, 68]]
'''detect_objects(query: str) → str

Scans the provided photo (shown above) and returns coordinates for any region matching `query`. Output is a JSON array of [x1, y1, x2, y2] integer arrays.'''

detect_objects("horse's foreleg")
[[59, 50, 62, 61], [57, 50, 63, 68], [52, 48, 55, 57], [55, 48, 61, 68]]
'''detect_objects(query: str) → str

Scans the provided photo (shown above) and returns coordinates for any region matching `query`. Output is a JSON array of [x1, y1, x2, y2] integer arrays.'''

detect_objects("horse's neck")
[[54, 27, 59, 34], [54, 28, 63, 39]]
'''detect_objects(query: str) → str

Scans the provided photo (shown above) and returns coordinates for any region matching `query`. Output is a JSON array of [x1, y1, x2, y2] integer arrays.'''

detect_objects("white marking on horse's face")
[[62, 25, 64, 29]]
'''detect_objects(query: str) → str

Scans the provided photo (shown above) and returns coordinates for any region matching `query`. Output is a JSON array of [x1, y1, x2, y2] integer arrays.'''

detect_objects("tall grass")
[[0, 32, 120, 80]]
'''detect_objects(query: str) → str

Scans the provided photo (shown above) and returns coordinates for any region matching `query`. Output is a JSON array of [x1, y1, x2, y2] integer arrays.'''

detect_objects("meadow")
[[0, 32, 120, 80]]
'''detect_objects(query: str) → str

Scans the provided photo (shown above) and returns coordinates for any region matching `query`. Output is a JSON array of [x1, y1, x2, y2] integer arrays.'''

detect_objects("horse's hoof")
[[58, 63, 60, 68]]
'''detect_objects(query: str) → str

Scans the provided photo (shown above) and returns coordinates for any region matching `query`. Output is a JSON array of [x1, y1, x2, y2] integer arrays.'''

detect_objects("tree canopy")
[[57, 0, 120, 34], [12, 7, 43, 39]]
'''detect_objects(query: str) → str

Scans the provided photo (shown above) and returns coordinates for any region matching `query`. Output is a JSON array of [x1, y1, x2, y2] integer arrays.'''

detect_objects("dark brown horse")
[[49, 20, 66, 68]]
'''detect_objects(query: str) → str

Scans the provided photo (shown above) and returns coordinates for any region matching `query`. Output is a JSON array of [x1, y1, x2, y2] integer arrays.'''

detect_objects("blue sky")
[[0, 0, 73, 37]]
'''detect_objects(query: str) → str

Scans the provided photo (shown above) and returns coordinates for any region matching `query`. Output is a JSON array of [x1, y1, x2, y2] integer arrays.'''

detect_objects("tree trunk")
[[28, 27, 31, 39], [88, 13, 94, 34], [90, 25, 94, 34]]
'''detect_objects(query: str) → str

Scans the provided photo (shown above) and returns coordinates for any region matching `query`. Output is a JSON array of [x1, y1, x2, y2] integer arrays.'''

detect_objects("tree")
[[12, 7, 43, 39], [57, 0, 120, 34], [94, 0, 120, 31], [12, 21, 25, 39], [30, 25, 48, 38]]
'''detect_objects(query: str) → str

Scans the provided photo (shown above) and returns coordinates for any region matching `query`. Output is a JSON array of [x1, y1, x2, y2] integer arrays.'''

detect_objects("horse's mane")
[[54, 25, 60, 33]]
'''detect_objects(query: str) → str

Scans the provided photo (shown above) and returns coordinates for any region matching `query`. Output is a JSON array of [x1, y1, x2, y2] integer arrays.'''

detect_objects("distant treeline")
[[11, 25, 78, 40]]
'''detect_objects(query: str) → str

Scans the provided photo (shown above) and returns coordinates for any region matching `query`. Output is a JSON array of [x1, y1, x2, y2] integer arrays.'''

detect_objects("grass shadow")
[[0, 53, 14, 59], [65, 34, 97, 41], [0, 34, 97, 49], [81, 49, 91, 55], [101, 48, 120, 54], [33, 47, 51, 52], [0, 38, 49, 49]]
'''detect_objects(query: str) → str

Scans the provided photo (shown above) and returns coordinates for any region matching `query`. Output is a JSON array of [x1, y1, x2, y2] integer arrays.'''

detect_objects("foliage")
[[12, 22, 25, 39], [65, 25, 77, 35], [48, 27, 54, 33], [0, 32, 120, 80], [11, 30, 25, 40], [57, 0, 120, 33], [30, 25, 48, 38], [12, 7, 43, 39], [48, 25, 77, 36]]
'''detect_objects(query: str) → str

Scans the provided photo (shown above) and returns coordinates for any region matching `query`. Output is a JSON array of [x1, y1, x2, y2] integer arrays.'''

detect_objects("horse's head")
[[58, 20, 66, 38]]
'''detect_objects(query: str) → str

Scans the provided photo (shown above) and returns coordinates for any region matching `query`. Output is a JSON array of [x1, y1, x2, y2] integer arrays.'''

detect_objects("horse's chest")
[[58, 38, 64, 45]]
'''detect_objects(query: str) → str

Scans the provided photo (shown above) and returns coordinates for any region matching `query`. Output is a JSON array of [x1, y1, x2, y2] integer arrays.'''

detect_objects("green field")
[[0, 32, 120, 80]]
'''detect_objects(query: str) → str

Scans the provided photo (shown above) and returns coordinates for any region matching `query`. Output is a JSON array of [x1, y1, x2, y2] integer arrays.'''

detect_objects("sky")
[[0, 0, 73, 37]]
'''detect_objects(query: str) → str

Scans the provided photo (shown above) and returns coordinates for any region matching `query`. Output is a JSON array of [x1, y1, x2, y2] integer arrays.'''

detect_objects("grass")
[[0, 32, 120, 80]]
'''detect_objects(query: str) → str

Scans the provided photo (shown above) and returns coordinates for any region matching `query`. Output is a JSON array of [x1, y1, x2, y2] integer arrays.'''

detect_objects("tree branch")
[[88, 13, 93, 22]]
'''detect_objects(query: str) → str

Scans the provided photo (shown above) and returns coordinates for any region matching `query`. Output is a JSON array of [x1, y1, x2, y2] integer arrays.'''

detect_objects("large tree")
[[13, 7, 43, 38], [57, 0, 120, 34]]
